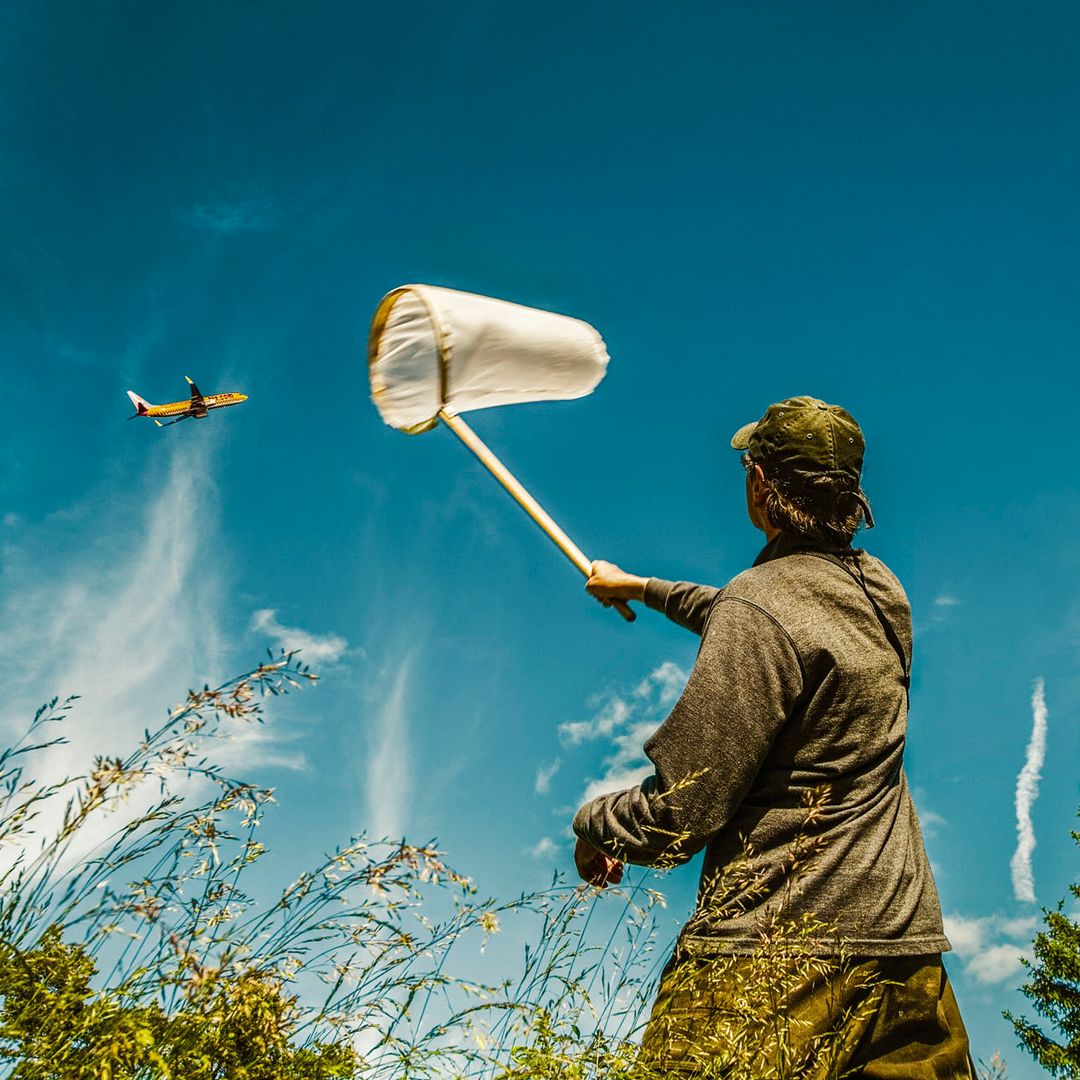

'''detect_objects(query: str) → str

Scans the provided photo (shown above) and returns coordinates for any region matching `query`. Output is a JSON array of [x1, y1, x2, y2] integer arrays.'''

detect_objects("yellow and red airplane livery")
[[127, 376, 248, 428]]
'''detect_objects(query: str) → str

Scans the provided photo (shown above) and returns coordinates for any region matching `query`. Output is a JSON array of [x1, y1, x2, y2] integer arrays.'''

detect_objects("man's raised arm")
[[573, 595, 803, 868], [587, 560, 720, 635]]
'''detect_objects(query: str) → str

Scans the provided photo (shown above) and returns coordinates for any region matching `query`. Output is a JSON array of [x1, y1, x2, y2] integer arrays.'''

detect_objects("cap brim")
[[730, 421, 757, 450]]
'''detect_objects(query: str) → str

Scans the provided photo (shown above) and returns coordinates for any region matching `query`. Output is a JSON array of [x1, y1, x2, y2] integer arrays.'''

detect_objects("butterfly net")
[[368, 284, 610, 433]]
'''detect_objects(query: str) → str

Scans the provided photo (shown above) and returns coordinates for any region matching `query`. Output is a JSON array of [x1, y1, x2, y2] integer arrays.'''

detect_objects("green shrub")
[[1005, 810, 1080, 1078]]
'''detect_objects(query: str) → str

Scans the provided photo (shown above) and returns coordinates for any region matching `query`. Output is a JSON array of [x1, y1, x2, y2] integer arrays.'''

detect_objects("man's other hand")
[[586, 561, 648, 610], [574, 837, 624, 888]]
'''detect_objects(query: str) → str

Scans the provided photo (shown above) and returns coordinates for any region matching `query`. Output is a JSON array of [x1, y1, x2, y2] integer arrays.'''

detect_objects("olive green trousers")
[[637, 952, 975, 1079]]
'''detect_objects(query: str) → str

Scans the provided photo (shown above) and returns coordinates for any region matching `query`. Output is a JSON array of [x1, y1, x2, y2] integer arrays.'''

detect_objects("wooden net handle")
[[438, 410, 635, 622]]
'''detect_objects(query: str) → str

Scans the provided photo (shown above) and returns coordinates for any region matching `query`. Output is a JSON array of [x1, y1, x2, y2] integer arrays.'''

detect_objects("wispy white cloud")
[[250, 609, 349, 665], [561, 663, 687, 807], [919, 808, 948, 839], [560, 663, 686, 749], [916, 591, 962, 634], [634, 660, 685, 707], [559, 697, 631, 748], [366, 655, 413, 841], [534, 758, 560, 795], [582, 763, 654, 805], [944, 912, 1035, 985], [0, 441, 221, 759], [943, 914, 984, 956], [529, 837, 558, 860], [1011, 678, 1048, 903], [0, 438, 306, 867], [966, 944, 1030, 984], [910, 787, 948, 840], [182, 201, 272, 233]]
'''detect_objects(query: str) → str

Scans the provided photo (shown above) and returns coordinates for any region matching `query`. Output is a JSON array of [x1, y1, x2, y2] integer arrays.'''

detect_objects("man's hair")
[[743, 454, 864, 547]]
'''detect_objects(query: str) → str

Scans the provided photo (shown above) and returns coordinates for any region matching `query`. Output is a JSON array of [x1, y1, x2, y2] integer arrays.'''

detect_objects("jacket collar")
[[752, 531, 859, 568]]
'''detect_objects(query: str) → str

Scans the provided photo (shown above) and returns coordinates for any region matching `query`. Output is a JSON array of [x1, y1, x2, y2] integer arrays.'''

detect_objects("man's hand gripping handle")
[[586, 561, 648, 621]]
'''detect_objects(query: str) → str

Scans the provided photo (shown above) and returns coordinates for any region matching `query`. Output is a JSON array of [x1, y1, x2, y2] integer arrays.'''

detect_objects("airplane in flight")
[[127, 376, 248, 427]]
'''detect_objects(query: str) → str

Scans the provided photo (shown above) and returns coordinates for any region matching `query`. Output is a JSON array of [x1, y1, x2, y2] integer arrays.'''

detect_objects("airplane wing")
[[185, 375, 208, 417]]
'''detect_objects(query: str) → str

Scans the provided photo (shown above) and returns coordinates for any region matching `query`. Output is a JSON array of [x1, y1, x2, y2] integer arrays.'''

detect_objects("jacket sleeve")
[[573, 597, 804, 867], [643, 578, 722, 636]]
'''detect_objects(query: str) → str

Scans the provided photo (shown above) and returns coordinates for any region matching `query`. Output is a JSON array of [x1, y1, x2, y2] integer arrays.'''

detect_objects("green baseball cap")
[[731, 396, 875, 527]]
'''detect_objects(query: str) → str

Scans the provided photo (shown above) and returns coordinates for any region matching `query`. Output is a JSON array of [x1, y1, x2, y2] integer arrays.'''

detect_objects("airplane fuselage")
[[141, 392, 247, 420]]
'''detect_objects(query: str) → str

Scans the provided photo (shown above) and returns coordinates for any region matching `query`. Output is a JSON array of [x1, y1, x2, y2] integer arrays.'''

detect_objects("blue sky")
[[2, 1, 1079, 1071]]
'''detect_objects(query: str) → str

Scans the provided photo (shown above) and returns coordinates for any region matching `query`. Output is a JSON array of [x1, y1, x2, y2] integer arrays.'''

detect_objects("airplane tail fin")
[[126, 390, 153, 416]]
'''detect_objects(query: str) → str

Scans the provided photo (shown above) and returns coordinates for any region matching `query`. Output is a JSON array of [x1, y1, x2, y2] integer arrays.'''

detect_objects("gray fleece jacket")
[[573, 533, 950, 957]]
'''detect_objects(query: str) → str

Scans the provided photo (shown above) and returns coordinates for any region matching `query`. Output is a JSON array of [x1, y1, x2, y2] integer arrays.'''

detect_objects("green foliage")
[[1005, 811, 1080, 1078], [0, 927, 355, 1078], [0, 925, 165, 1078], [493, 1008, 640, 1078]]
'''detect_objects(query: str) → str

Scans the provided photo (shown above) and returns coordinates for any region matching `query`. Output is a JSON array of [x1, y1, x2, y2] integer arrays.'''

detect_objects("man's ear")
[[750, 463, 768, 508]]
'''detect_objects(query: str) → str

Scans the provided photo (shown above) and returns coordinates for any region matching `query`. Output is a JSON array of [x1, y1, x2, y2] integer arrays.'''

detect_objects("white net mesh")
[[368, 285, 609, 432]]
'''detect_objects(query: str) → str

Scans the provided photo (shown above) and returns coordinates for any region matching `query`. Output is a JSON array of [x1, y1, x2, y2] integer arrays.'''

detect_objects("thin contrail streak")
[[368, 655, 413, 841], [1010, 678, 1047, 904]]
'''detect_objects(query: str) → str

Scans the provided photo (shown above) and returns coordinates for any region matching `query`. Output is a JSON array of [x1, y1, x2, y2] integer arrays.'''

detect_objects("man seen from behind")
[[575, 396, 975, 1078]]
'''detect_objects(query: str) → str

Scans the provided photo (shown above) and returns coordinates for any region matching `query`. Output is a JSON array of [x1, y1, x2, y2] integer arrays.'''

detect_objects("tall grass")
[[0, 657, 1005, 1077], [0, 656, 678, 1077]]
